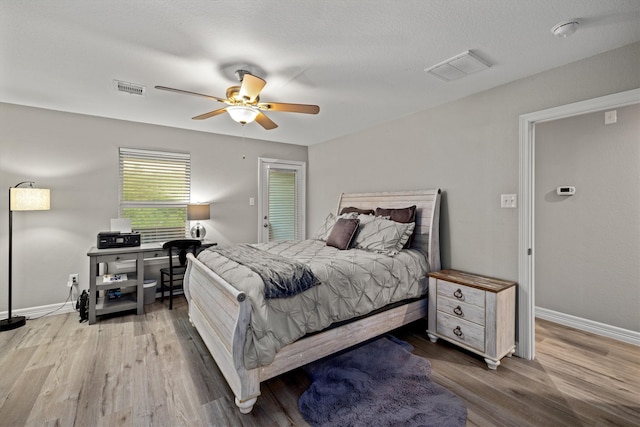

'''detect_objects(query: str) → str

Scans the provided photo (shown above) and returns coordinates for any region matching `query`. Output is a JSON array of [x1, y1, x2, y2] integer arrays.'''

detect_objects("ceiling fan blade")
[[238, 74, 266, 103], [192, 108, 228, 120], [155, 86, 227, 103], [255, 112, 278, 130], [257, 102, 319, 114]]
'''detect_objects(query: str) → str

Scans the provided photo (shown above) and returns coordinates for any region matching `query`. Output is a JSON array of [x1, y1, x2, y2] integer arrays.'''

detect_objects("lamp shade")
[[10, 187, 50, 211], [187, 203, 210, 221]]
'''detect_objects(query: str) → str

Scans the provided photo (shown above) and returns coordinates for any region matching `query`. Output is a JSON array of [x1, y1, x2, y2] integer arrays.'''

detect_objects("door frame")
[[517, 88, 639, 360], [258, 157, 306, 243]]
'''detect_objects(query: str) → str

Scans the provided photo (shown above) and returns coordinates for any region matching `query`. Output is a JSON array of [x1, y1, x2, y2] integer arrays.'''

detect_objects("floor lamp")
[[1, 181, 50, 332]]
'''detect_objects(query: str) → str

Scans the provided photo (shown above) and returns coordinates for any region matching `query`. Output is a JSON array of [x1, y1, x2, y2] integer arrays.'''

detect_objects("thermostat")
[[556, 186, 576, 196]]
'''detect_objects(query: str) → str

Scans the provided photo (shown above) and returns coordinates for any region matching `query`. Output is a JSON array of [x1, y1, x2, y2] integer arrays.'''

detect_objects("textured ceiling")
[[1, 1, 639, 145]]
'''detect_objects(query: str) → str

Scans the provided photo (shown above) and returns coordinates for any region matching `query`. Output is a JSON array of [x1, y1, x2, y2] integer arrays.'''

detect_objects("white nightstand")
[[427, 269, 516, 369]]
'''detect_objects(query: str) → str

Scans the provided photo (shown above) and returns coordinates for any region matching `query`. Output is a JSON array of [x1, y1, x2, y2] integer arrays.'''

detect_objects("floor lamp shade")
[[10, 188, 50, 211], [188, 203, 210, 239], [2, 182, 50, 332]]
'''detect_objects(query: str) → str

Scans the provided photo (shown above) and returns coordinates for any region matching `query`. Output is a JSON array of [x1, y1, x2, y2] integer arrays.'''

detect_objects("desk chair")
[[160, 239, 202, 309]]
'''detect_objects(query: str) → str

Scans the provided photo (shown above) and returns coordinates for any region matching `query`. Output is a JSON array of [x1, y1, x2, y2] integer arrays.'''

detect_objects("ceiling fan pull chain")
[[242, 125, 246, 160]]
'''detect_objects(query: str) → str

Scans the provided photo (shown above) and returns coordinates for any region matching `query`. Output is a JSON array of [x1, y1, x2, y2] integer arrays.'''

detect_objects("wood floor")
[[0, 297, 638, 426]]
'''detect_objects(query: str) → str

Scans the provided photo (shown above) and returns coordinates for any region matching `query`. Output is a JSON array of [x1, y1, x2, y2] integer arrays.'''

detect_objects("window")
[[119, 148, 190, 243]]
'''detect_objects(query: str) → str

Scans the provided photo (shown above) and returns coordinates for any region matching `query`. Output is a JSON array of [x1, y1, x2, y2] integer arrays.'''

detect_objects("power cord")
[[28, 286, 74, 320]]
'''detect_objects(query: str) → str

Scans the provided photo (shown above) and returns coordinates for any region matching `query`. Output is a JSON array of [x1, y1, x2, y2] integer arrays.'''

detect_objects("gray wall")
[[535, 104, 639, 331], [0, 105, 307, 311], [308, 43, 640, 329], [2, 42, 638, 325]]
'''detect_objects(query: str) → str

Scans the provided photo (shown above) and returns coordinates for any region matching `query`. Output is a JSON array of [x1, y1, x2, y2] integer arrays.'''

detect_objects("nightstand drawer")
[[437, 280, 485, 308], [437, 312, 485, 352], [438, 297, 485, 326]]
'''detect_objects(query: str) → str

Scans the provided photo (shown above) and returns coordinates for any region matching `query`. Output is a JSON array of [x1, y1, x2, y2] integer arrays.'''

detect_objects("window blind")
[[119, 148, 191, 243], [268, 169, 297, 241]]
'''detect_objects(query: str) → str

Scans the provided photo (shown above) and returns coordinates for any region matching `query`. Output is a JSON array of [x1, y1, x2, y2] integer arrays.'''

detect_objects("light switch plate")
[[501, 194, 517, 208]]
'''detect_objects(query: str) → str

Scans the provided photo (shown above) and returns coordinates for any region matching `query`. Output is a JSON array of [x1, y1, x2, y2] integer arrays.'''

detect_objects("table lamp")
[[2, 181, 50, 332], [187, 203, 210, 239]]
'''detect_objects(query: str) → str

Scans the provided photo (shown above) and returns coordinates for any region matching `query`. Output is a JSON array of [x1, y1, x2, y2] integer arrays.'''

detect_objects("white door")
[[258, 158, 306, 243]]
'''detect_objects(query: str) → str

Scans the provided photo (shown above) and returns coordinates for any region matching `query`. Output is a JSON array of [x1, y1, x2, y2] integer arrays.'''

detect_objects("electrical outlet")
[[500, 194, 517, 208], [68, 274, 79, 287]]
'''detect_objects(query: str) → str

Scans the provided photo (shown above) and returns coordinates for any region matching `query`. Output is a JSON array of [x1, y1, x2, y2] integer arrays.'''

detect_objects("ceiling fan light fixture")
[[156, 70, 318, 130], [227, 105, 259, 124]]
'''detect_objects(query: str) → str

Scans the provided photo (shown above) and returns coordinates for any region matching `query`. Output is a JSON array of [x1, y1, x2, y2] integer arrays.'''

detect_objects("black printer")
[[97, 231, 141, 249]]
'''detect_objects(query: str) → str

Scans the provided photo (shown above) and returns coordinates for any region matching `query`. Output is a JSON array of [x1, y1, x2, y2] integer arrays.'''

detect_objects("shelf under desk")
[[87, 241, 216, 324]]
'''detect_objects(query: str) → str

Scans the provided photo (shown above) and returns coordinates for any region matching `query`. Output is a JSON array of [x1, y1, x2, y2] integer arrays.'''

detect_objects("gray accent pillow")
[[353, 217, 416, 256], [326, 218, 360, 250]]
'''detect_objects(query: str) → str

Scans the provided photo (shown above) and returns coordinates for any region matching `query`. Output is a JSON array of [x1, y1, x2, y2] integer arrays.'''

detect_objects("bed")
[[183, 189, 441, 413]]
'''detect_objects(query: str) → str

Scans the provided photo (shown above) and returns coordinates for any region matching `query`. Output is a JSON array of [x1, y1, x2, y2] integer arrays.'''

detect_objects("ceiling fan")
[[155, 70, 320, 130]]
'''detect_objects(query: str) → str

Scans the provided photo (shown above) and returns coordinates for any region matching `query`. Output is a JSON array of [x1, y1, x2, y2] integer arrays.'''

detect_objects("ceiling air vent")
[[113, 80, 146, 96], [425, 50, 491, 82]]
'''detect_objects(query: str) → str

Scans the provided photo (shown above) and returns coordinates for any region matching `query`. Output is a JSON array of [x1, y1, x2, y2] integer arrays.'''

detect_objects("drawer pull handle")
[[453, 306, 464, 317], [453, 289, 464, 299], [453, 326, 464, 337]]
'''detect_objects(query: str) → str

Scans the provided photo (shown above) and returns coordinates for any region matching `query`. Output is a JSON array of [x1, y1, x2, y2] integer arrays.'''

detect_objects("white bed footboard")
[[184, 253, 260, 412]]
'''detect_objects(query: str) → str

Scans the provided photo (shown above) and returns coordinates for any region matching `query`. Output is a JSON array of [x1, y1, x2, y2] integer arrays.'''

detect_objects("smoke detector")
[[113, 80, 146, 96], [551, 20, 579, 38]]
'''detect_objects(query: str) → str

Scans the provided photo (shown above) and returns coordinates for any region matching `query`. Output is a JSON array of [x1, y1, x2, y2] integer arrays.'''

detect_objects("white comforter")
[[195, 239, 429, 369]]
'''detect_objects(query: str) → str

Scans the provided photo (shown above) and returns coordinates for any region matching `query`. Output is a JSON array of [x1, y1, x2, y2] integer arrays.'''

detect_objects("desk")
[[87, 241, 215, 324]]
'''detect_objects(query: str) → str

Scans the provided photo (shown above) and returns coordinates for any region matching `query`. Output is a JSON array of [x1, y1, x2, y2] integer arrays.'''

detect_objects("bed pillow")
[[375, 205, 417, 248], [340, 206, 375, 215], [357, 213, 378, 225], [352, 217, 415, 256], [326, 218, 360, 250], [314, 212, 357, 241]]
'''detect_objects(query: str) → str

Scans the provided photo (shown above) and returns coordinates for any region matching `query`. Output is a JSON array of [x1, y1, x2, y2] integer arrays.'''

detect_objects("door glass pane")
[[268, 169, 296, 241]]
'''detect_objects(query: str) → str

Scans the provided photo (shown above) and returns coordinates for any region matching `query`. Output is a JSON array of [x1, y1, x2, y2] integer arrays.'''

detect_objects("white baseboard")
[[0, 300, 78, 322], [1, 290, 167, 323], [536, 307, 640, 347]]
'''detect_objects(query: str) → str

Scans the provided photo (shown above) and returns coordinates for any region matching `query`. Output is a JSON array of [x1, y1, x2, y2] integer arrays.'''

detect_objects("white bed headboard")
[[336, 189, 442, 271]]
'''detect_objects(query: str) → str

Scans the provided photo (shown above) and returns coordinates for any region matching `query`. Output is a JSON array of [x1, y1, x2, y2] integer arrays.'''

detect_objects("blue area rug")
[[298, 336, 467, 427]]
